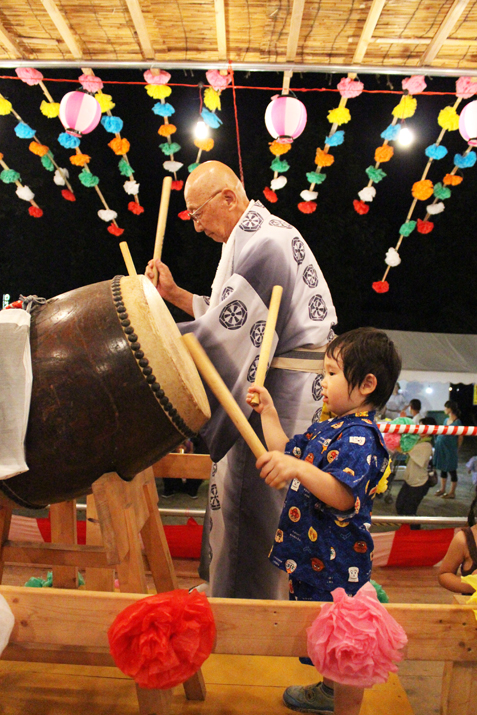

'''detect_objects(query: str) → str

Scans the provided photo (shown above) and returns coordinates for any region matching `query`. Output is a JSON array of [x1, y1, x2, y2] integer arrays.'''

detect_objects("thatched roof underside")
[[1, 0, 477, 71]]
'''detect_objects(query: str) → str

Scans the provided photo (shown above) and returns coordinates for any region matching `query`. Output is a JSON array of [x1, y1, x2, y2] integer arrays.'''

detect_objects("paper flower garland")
[[355, 75, 426, 217], [298, 76, 363, 214], [0, 150, 43, 216]]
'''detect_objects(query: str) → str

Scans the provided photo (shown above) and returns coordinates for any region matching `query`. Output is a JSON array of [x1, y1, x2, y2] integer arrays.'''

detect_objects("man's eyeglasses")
[[187, 190, 222, 222]]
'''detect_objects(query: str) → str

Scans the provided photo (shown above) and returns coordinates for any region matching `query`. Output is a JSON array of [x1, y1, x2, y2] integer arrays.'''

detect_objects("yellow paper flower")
[[95, 91, 115, 112], [29, 142, 49, 157], [269, 140, 292, 156], [204, 87, 221, 112], [376, 460, 392, 494], [70, 153, 91, 166], [374, 145, 394, 163], [145, 84, 171, 100], [158, 123, 177, 137], [392, 95, 417, 119], [412, 179, 434, 200], [40, 100, 60, 118], [461, 575, 477, 620], [194, 138, 214, 151], [315, 148, 334, 167], [443, 173, 463, 186], [438, 106, 460, 131], [327, 106, 351, 125], [108, 137, 130, 155], [0, 97, 12, 115]]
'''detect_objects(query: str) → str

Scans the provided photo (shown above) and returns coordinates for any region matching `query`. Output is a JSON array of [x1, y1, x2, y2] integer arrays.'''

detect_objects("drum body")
[[0, 276, 210, 508]]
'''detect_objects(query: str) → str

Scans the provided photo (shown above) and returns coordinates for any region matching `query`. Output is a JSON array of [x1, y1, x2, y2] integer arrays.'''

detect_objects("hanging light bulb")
[[396, 127, 414, 147], [194, 120, 209, 140]]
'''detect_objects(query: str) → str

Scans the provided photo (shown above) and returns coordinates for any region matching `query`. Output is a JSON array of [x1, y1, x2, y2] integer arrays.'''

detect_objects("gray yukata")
[[179, 200, 337, 599]]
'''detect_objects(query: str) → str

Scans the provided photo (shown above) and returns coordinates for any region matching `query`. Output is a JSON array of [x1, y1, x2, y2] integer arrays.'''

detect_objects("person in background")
[[438, 489, 477, 594], [395, 417, 437, 529], [466, 454, 477, 487], [383, 382, 408, 420], [409, 398, 424, 424], [434, 400, 463, 499], [161, 438, 201, 499]]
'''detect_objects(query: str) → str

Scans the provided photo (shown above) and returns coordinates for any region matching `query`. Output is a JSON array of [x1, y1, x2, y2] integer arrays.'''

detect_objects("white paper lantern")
[[459, 100, 477, 146], [265, 95, 307, 141], [59, 91, 101, 137]]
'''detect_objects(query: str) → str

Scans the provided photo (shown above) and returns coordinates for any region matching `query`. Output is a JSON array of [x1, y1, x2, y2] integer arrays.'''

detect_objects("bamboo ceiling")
[[0, 0, 477, 73]]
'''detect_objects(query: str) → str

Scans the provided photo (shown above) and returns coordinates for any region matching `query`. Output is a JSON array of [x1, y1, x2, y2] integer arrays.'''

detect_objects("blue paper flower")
[[201, 108, 222, 128], [15, 122, 36, 139], [152, 102, 175, 117], [381, 124, 401, 141], [58, 133, 81, 149], [101, 115, 124, 134], [425, 144, 448, 160], [325, 130, 344, 147], [454, 151, 477, 169]]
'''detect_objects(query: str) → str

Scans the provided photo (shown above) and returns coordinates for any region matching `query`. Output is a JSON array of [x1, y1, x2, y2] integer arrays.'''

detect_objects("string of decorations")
[[372, 77, 477, 294], [193, 69, 231, 171], [354, 76, 426, 217], [298, 76, 364, 214], [0, 148, 43, 217]]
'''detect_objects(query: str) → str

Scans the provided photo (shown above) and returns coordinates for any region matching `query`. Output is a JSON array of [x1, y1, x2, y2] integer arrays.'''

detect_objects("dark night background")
[[0, 67, 476, 335]]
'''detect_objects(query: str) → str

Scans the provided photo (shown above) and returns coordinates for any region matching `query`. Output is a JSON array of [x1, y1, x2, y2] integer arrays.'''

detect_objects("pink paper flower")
[[456, 76, 477, 99], [79, 74, 104, 93], [337, 78, 364, 99], [15, 67, 44, 86], [401, 75, 426, 95], [206, 70, 232, 92], [307, 582, 407, 688], [383, 433, 401, 453], [143, 69, 171, 85]]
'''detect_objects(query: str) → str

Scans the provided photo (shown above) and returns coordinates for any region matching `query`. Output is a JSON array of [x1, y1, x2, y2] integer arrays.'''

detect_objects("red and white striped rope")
[[377, 423, 477, 436]]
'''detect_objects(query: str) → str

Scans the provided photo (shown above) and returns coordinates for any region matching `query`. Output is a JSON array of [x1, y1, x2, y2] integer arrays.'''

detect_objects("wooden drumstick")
[[152, 175, 173, 286], [119, 241, 137, 277], [250, 285, 283, 406], [182, 333, 266, 460]]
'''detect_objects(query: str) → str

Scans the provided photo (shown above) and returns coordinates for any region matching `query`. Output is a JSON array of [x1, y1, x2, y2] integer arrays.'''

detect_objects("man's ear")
[[222, 188, 236, 208], [360, 373, 377, 396]]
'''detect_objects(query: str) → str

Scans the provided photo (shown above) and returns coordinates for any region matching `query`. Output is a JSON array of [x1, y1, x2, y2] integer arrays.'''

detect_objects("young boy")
[[246, 327, 401, 715]]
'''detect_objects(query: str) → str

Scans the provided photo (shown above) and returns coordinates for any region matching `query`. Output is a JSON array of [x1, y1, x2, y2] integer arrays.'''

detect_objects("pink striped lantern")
[[459, 99, 477, 146], [59, 91, 102, 138], [265, 94, 307, 143]]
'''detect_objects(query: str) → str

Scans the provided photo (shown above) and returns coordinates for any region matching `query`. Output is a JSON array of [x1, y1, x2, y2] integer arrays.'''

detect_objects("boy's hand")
[[256, 451, 296, 490], [246, 384, 274, 414]]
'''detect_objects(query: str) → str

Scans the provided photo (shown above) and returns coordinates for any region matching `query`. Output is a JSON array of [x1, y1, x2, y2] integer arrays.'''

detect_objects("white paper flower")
[[385, 247, 401, 267], [163, 160, 183, 173], [98, 209, 117, 222], [271, 176, 287, 191], [53, 168, 69, 186], [300, 190, 318, 201], [426, 202, 445, 215], [16, 185, 34, 201], [358, 186, 376, 202], [123, 180, 140, 195], [0, 594, 14, 656]]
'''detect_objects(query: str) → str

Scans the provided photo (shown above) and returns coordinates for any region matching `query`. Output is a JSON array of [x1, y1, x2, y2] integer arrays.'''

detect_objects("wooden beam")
[[352, 0, 387, 64], [0, 21, 23, 58], [39, 0, 83, 58], [152, 453, 212, 481], [372, 36, 477, 46], [124, 0, 155, 61], [214, 0, 227, 61], [286, 0, 305, 62], [419, 0, 471, 66]]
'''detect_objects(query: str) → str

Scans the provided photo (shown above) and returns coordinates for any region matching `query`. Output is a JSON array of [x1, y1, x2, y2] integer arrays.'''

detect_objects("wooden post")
[[0, 495, 13, 584], [50, 500, 78, 589]]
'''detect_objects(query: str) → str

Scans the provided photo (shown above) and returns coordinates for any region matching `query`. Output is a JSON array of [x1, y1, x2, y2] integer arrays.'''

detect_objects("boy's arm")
[[246, 385, 288, 452], [437, 531, 475, 594]]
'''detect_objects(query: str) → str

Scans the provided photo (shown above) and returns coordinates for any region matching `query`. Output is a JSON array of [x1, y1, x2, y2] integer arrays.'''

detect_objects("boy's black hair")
[[410, 398, 421, 412], [325, 327, 401, 410]]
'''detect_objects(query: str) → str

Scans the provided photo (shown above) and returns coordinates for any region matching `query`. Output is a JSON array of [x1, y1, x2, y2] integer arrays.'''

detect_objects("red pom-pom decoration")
[[128, 201, 145, 215], [107, 224, 124, 236], [417, 218, 434, 234], [61, 189, 76, 202], [263, 187, 278, 203], [298, 201, 317, 214], [5, 300, 23, 310], [28, 206, 43, 218], [108, 589, 216, 690], [372, 280, 389, 294], [178, 210, 191, 221], [171, 180, 184, 191], [353, 199, 369, 215]]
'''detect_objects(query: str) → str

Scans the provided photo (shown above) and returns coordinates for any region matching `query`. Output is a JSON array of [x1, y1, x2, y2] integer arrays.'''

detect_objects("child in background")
[[246, 327, 401, 715], [466, 455, 477, 486], [438, 489, 477, 594]]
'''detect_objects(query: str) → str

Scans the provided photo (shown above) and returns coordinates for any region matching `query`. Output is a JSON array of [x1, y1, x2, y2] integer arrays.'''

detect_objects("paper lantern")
[[265, 95, 307, 142], [59, 91, 102, 138], [459, 100, 477, 146]]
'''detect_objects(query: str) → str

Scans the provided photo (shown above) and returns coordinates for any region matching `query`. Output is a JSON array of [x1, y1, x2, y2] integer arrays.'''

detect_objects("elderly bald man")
[[146, 161, 338, 600]]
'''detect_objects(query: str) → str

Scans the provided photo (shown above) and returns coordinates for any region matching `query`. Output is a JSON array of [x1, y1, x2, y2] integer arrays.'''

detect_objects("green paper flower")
[[79, 169, 100, 187], [271, 157, 290, 173], [433, 182, 451, 200], [306, 171, 326, 185], [366, 166, 387, 183], [160, 142, 181, 156], [118, 157, 134, 177], [370, 579, 389, 603], [41, 153, 55, 171], [399, 220, 416, 236], [0, 169, 20, 183], [188, 162, 199, 173]]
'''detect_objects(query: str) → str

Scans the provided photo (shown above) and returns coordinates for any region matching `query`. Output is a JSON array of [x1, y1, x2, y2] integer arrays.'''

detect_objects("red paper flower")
[[372, 280, 389, 294], [108, 589, 216, 690], [417, 218, 434, 234], [307, 582, 407, 688], [298, 201, 317, 214], [5, 300, 23, 310], [28, 206, 43, 218], [353, 199, 369, 215], [128, 201, 144, 215], [61, 189, 76, 202], [107, 224, 124, 236], [171, 180, 184, 191], [178, 210, 191, 221], [263, 186, 278, 203]]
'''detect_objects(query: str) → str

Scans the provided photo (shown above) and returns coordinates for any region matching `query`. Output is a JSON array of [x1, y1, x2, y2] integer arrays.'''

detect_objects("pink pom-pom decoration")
[[143, 69, 171, 85], [15, 67, 44, 86], [79, 74, 104, 93], [337, 78, 364, 99], [383, 433, 401, 453], [206, 70, 232, 92], [401, 75, 426, 95], [307, 582, 407, 688], [456, 77, 477, 100]]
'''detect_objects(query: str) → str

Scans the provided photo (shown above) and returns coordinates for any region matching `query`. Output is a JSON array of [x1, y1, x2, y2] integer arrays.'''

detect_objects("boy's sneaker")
[[283, 682, 334, 714]]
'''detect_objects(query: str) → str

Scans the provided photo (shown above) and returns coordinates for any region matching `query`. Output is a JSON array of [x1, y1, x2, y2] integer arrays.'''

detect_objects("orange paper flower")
[[315, 148, 334, 167], [194, 138, 214, 152], [70, 153, 91, 166], [0, 153, 3, 161], [263, 186, 278, 202], [412, 179, 434, 201], [158, 124, 177, 137], [374, 145, 394, 163], [29, 142, 49, 157], [443, 174, 463, 186], [269, 140, 291, 156], [108, 137, 131, 155]]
